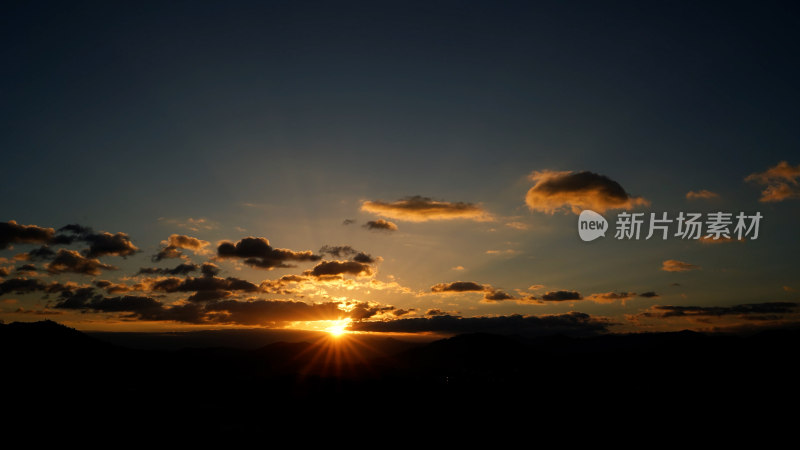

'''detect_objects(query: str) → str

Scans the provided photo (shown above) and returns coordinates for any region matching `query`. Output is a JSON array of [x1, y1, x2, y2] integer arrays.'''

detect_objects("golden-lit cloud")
[[46, 249, 117, 276], [661, 259, 701, 272], [0, 221, 54, 250], [699, 236, 742, 244], [686, 189, 719, 200], [361, 196, 492, 222], [153, 234, 211, 261], [525, 170, 649, 214], [745, 161, 800, 202]]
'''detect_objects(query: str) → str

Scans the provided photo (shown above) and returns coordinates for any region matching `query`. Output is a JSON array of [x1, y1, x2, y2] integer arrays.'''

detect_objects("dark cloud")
[[349, 312, 610, 336], [319, 246, 377, 263], [393, 308, 415, 317], [585, 291, 636, 304], [15, 264, 38, 274], [24, 246, 56, 261], [217, 237, 320, 269], [643, 302, 799, 318], [361, 196, 491, 222], [204, 299, 344, 326], [638, 291, 660, 298], [342, 219, 356, 226], [0, 221, 55, 249], [363, 219, 398, 231], [54, 289, 162, 313], [152, 246, 182, 261], [13, 308, 63, 316], [0, 267, 9, 277], [431, 281, 486, 293], [150, 275, 260, 294], [94, 280, 132, 294], [200, 262, 220, 277], [187, 290, 232, 303], [484, 290, 514, 301], [525, 170, 648, 214], [137, 263, 199, 276], [538, 290, 583, 301], [57, 224, 139, 258], [306, 260, 373, 278], [45, 249, 117, 276], [349, 302, 395, 320], [0, 277, 47, 296], [425, 309, 448, 316]]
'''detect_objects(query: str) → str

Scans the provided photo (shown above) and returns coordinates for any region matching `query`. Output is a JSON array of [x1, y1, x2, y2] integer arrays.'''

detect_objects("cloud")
[[342, 219, 356, 226], [153, 234, 210, 261], [45, 249, 117, 276], [0, 277, 47, 296], [137, 263, 199, 276], [15, 264, 38, 274], [13, 307, 63, 316], [203, 299, 344, 326], [686, 189, 719, 200], [425, 309, 449, 316], [745, 161, 800, 202], [318, 245, 377, 264], [525, 170, 648, 214], [431, 281, 486, 293], [200, 262, 220, 277], [217, 237, 320, 269], [638, 291, 660, 298], [348, 312, 611, 336], [363, 219, 398, 231], [0, 221, 55, 249], [150, 275, 261, 295], [483, 290, 514, 302], [57, 224, 139, 258], [22, 246, 56, 261], [451, 266, 465, 271], [640, 302, 799, 319], [94, 280, 133, 294], [661, 260, 701, 272], [586, 291, 636, 304], [538, 290, 583, 301], [305, 260, 374, 278], [698, 236, 742, 244], [361, 196, 492, 222]]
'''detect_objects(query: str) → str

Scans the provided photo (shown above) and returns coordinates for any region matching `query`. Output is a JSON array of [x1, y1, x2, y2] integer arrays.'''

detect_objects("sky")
[[1, 0, 799, 335]]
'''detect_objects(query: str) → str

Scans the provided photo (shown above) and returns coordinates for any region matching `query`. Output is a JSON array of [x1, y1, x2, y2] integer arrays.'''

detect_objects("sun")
[[324, 319, 350, 337]]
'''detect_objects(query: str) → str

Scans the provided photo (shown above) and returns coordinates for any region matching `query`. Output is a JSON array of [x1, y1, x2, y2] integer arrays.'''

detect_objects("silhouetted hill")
[[3, 321, 799, 432]]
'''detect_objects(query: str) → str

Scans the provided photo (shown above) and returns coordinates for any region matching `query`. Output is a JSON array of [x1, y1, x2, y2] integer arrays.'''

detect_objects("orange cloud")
[[361, 196, 492, 222], [745, 161, 800, 202], [686, 189, 719, 200], [525, 170, 648, 214], [661, 259, 701, 272]]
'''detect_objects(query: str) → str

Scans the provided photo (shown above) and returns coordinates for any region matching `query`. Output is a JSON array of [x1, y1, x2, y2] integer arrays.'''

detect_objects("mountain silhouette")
[[3, 321, 799, 433]]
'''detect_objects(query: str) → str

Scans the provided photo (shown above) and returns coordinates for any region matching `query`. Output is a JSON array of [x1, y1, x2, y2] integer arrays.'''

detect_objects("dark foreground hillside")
[[2, 321, 798, 432]]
